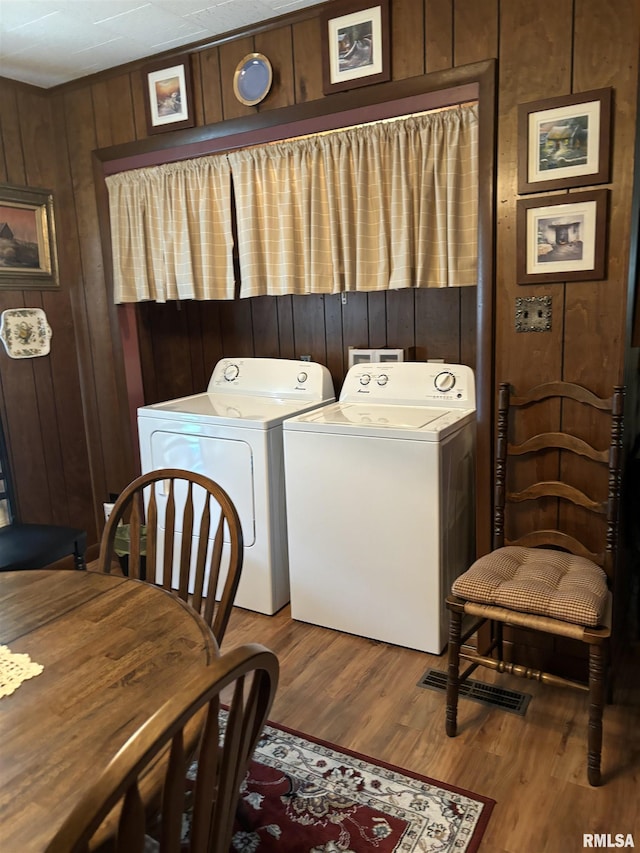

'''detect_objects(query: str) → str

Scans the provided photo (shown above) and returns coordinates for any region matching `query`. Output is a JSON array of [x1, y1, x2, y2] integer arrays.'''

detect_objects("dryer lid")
[[138, 391, 329, 429]]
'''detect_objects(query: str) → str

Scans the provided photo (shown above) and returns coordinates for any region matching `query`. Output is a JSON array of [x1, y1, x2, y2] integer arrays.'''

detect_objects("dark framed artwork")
[[518, 88, 612, 194], [321, 0, 390, 95], [0, 184, 59, 290], [517, 189, 609, 284], [142, 54, 195, 135]]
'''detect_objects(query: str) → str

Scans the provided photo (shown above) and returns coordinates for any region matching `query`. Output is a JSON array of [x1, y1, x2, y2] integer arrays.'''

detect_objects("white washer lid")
[[284, 401, 475, 441], [138, 392, 329, 429]]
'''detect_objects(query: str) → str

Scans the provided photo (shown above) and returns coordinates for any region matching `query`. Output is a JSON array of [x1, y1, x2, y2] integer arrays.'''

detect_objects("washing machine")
[[283, 361, 476, 653], [137, 357, 335, 615]]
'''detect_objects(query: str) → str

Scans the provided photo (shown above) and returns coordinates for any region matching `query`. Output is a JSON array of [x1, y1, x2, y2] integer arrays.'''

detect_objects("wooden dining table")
[[0, 568, 218, 852]]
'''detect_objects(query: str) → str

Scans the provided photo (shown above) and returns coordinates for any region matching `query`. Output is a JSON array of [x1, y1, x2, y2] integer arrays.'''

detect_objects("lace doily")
[[0, 644, 44, 698]]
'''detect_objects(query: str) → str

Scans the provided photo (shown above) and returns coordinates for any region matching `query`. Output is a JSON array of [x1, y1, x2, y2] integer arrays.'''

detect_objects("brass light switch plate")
[[515, 296, 552, 332]]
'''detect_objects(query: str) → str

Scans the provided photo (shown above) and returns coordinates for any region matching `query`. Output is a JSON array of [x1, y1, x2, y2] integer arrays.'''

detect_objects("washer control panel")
[[340, 362, 475, 408], [434, 370, 456, 392]]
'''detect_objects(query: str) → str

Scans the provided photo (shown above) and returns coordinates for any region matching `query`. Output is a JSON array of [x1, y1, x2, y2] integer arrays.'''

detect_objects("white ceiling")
[[0, 0, 326, 89]]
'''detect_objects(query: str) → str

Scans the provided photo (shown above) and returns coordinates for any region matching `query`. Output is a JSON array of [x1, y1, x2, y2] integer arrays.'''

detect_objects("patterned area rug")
[[186, 716, 495, 853]]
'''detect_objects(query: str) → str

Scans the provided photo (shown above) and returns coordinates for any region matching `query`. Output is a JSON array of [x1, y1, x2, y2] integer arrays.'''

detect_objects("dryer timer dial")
[[223, 363, 240, 381], [434, 371, 456, 392]]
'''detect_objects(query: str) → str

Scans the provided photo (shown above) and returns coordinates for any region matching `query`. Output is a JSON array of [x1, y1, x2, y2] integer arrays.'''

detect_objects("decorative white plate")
[[0, 308, 52, 359], [233, 53, 273, 106]]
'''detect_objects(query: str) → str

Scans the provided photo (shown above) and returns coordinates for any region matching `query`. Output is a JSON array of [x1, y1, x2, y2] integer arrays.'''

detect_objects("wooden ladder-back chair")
[[97, 469, 243, 646], [44, 642, 279, 853], [445, 380, 625, 786]]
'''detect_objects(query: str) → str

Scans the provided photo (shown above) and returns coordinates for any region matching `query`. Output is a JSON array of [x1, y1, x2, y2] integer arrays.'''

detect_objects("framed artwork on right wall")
[[518, 88, 612, 194], [517, 189, 609, 284]]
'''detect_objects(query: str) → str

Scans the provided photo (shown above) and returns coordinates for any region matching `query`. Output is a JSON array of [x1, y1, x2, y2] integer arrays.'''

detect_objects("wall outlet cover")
[[348, 348, 404, 366]]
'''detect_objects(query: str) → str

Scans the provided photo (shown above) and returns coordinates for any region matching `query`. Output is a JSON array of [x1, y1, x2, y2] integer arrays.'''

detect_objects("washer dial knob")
[[377, 374, 389, 386], [434, 371, 456, 392], [359, 373, 371, 386], [223, 363, 240, 382], [297, 371, 308, 383]]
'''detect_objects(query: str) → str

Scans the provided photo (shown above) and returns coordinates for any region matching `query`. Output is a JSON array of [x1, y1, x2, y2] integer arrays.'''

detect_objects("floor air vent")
[[417, 668, 531, 716]]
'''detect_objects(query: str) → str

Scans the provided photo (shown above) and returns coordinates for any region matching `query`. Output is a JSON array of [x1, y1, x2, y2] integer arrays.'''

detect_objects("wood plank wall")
[[0, 83, 95, 541], [0, 0, 638, 578], [136, 288, 477, 406], [496, 1, 638, 607]]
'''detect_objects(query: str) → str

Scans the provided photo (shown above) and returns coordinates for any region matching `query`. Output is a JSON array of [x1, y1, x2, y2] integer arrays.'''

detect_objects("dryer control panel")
[[340, 362, 475, 408], [208, 357, 335, 402]]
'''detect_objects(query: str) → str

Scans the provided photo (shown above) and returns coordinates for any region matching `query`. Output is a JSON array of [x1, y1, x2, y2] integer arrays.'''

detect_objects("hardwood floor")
[[86, 556, 639, 850], [222, 603, 640, 853]]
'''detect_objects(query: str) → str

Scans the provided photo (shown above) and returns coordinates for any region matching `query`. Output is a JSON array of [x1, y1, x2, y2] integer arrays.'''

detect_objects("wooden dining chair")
[[0, 417, 86, 572], [97, 469, 243, 646], [44, 642, 279, 853], [445, 380, 624, 786]]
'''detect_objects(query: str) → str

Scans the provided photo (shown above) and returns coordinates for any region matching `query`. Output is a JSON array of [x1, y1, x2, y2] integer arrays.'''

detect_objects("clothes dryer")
[[137, 357, 335, 615], [283, 361, 475, 652]]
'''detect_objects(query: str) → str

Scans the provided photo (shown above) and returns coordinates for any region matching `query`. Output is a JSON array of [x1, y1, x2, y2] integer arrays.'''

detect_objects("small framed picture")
[[321, 0, 390, 96], [142, 54, 195, 135], [0, 183, 59, 290], [518, 88, 612, 194], [517, 189, 609, 284]]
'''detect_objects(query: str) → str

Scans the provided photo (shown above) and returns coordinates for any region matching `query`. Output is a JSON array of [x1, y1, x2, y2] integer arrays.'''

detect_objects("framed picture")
[[321, 0, 390, 95], [517, 189, 609, 284], [0, 184, 59, 290], [518, 88, 612, 194], [142, 54, 195, 135]]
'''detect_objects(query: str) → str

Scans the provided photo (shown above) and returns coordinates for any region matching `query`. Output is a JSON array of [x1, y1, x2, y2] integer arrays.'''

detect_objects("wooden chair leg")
[[494, 620, 503, 659], [604, 641, 615, 706], [587, 643, 605, 786], [446, 608, 463, 737]]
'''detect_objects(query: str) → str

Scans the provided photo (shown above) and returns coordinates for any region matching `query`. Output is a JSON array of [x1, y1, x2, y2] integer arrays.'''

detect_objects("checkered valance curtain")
[[105, 104, 477, 303], [228, 104, 478, 297], [105, 156, 234, 303]]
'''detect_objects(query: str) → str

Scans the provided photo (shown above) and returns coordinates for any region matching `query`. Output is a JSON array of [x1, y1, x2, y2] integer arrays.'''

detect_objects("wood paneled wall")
[[0, 83, 95, 541], [0, 0, 638, 574], [136, 289, 477, 406]]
